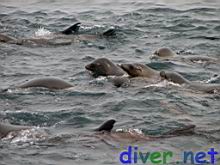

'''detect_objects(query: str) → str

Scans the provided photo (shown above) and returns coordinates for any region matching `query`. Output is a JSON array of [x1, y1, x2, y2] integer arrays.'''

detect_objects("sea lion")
[[85, 58, 129, 87], [0, 122, 30, 138], [160, 71, 190, 85], [160, 71, 220, 93], [120, 63, 161, 82], [94, 119, 195, 142], [0, 23, 116, 46], [85, 58, 126, 77], [151, 47, 220, 65], [16, 77, 74, 90], [151, 47, 177, 60], [0, 119, 195, 142]]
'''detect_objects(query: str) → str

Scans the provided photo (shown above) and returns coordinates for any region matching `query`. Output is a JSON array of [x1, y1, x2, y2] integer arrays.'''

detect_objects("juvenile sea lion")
[[151, 47, 177, 60], [160, 71, 220, 93], [120, 63, 161, 82], [160, 71, 190, 85], [0, 23, 116, 46], [17, 77, 74, 90], [85, 58, 126, 77], [0, 23, 80, 45], [0, 119, 195, 141], [94, 119, 195, 142], [151, 47, 220, 65]]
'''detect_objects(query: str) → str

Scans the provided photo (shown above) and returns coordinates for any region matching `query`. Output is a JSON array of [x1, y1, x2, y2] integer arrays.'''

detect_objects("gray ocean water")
[[0, 0, 220, 164]]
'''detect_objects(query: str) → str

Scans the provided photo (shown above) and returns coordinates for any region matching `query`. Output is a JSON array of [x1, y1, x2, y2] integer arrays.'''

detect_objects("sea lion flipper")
[[94, 119, 116, 132], [61, 22, 81, 35], [103, 29, 116, 37]]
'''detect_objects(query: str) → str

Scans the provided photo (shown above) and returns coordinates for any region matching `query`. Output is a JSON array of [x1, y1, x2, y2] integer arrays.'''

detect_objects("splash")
[[206, 75, 220, 83], [3, 127, 48, 144], [96, 76, 107, 81], [81, 24, 106, 30], [34, 27, 52, 38], [144, 80, 181, 88], [116, 128, 144, 135]]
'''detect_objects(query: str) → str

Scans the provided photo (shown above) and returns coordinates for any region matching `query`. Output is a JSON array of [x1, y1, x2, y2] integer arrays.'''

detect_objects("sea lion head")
[[0, 33, 16, 43], [151, 48, 177, 60], [160, 71, 189, 85], [85, 58, 125, 77], [120, 63, 158, 78]]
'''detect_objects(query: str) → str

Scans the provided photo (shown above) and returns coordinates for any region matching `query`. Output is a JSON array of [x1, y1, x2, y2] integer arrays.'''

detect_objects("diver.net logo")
[[119, 146, 219, 164]]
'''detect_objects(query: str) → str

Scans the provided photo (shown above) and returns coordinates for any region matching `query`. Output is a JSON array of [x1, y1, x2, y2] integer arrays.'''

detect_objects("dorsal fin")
[[102, 29, 116, 37], [61, 22, 81, 35], [94, 119, 116, 132]]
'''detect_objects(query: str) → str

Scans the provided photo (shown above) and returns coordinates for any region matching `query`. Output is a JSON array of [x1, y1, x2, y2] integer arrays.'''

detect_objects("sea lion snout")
[[121, 64, 146, 77], [159, 71, 189, 85], [120, 64, 129, 71], [160, 71, 175, 82], [120, 64, 132, 76], [120, 64, 138, 72], [85, 61, 103, 71], [85, 60, 106, 77], [150, 54, 159, 60], [85, 58, 109, 72], [85, 63, 100, 77], [85, 63, 94, 71], [160, 71, 168, 80], [149, 50, 161, 60]]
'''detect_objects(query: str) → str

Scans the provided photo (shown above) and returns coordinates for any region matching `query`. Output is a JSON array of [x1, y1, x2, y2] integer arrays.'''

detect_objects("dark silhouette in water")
[[0, 22, 116, 46], [1, 77, 74, 92], [61, 22, 81, 34], [160, 71, 220, 93], [94, 119, 195, 142], [151, 47, 220, 66], [0, 119, 195, 141]]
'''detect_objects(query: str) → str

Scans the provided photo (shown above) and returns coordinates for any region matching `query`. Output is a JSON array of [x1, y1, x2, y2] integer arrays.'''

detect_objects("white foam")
[[95, 76, 107, 81], [116, 128, 143, 135], [81, 24, 106, 30], [194, 60, 204, 64], [3, 127, 47, 144], [34, 27, 52, 38], [130, 128, 143, 135], [144, 80, 181, 88], [206, 75, 220, 83]]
